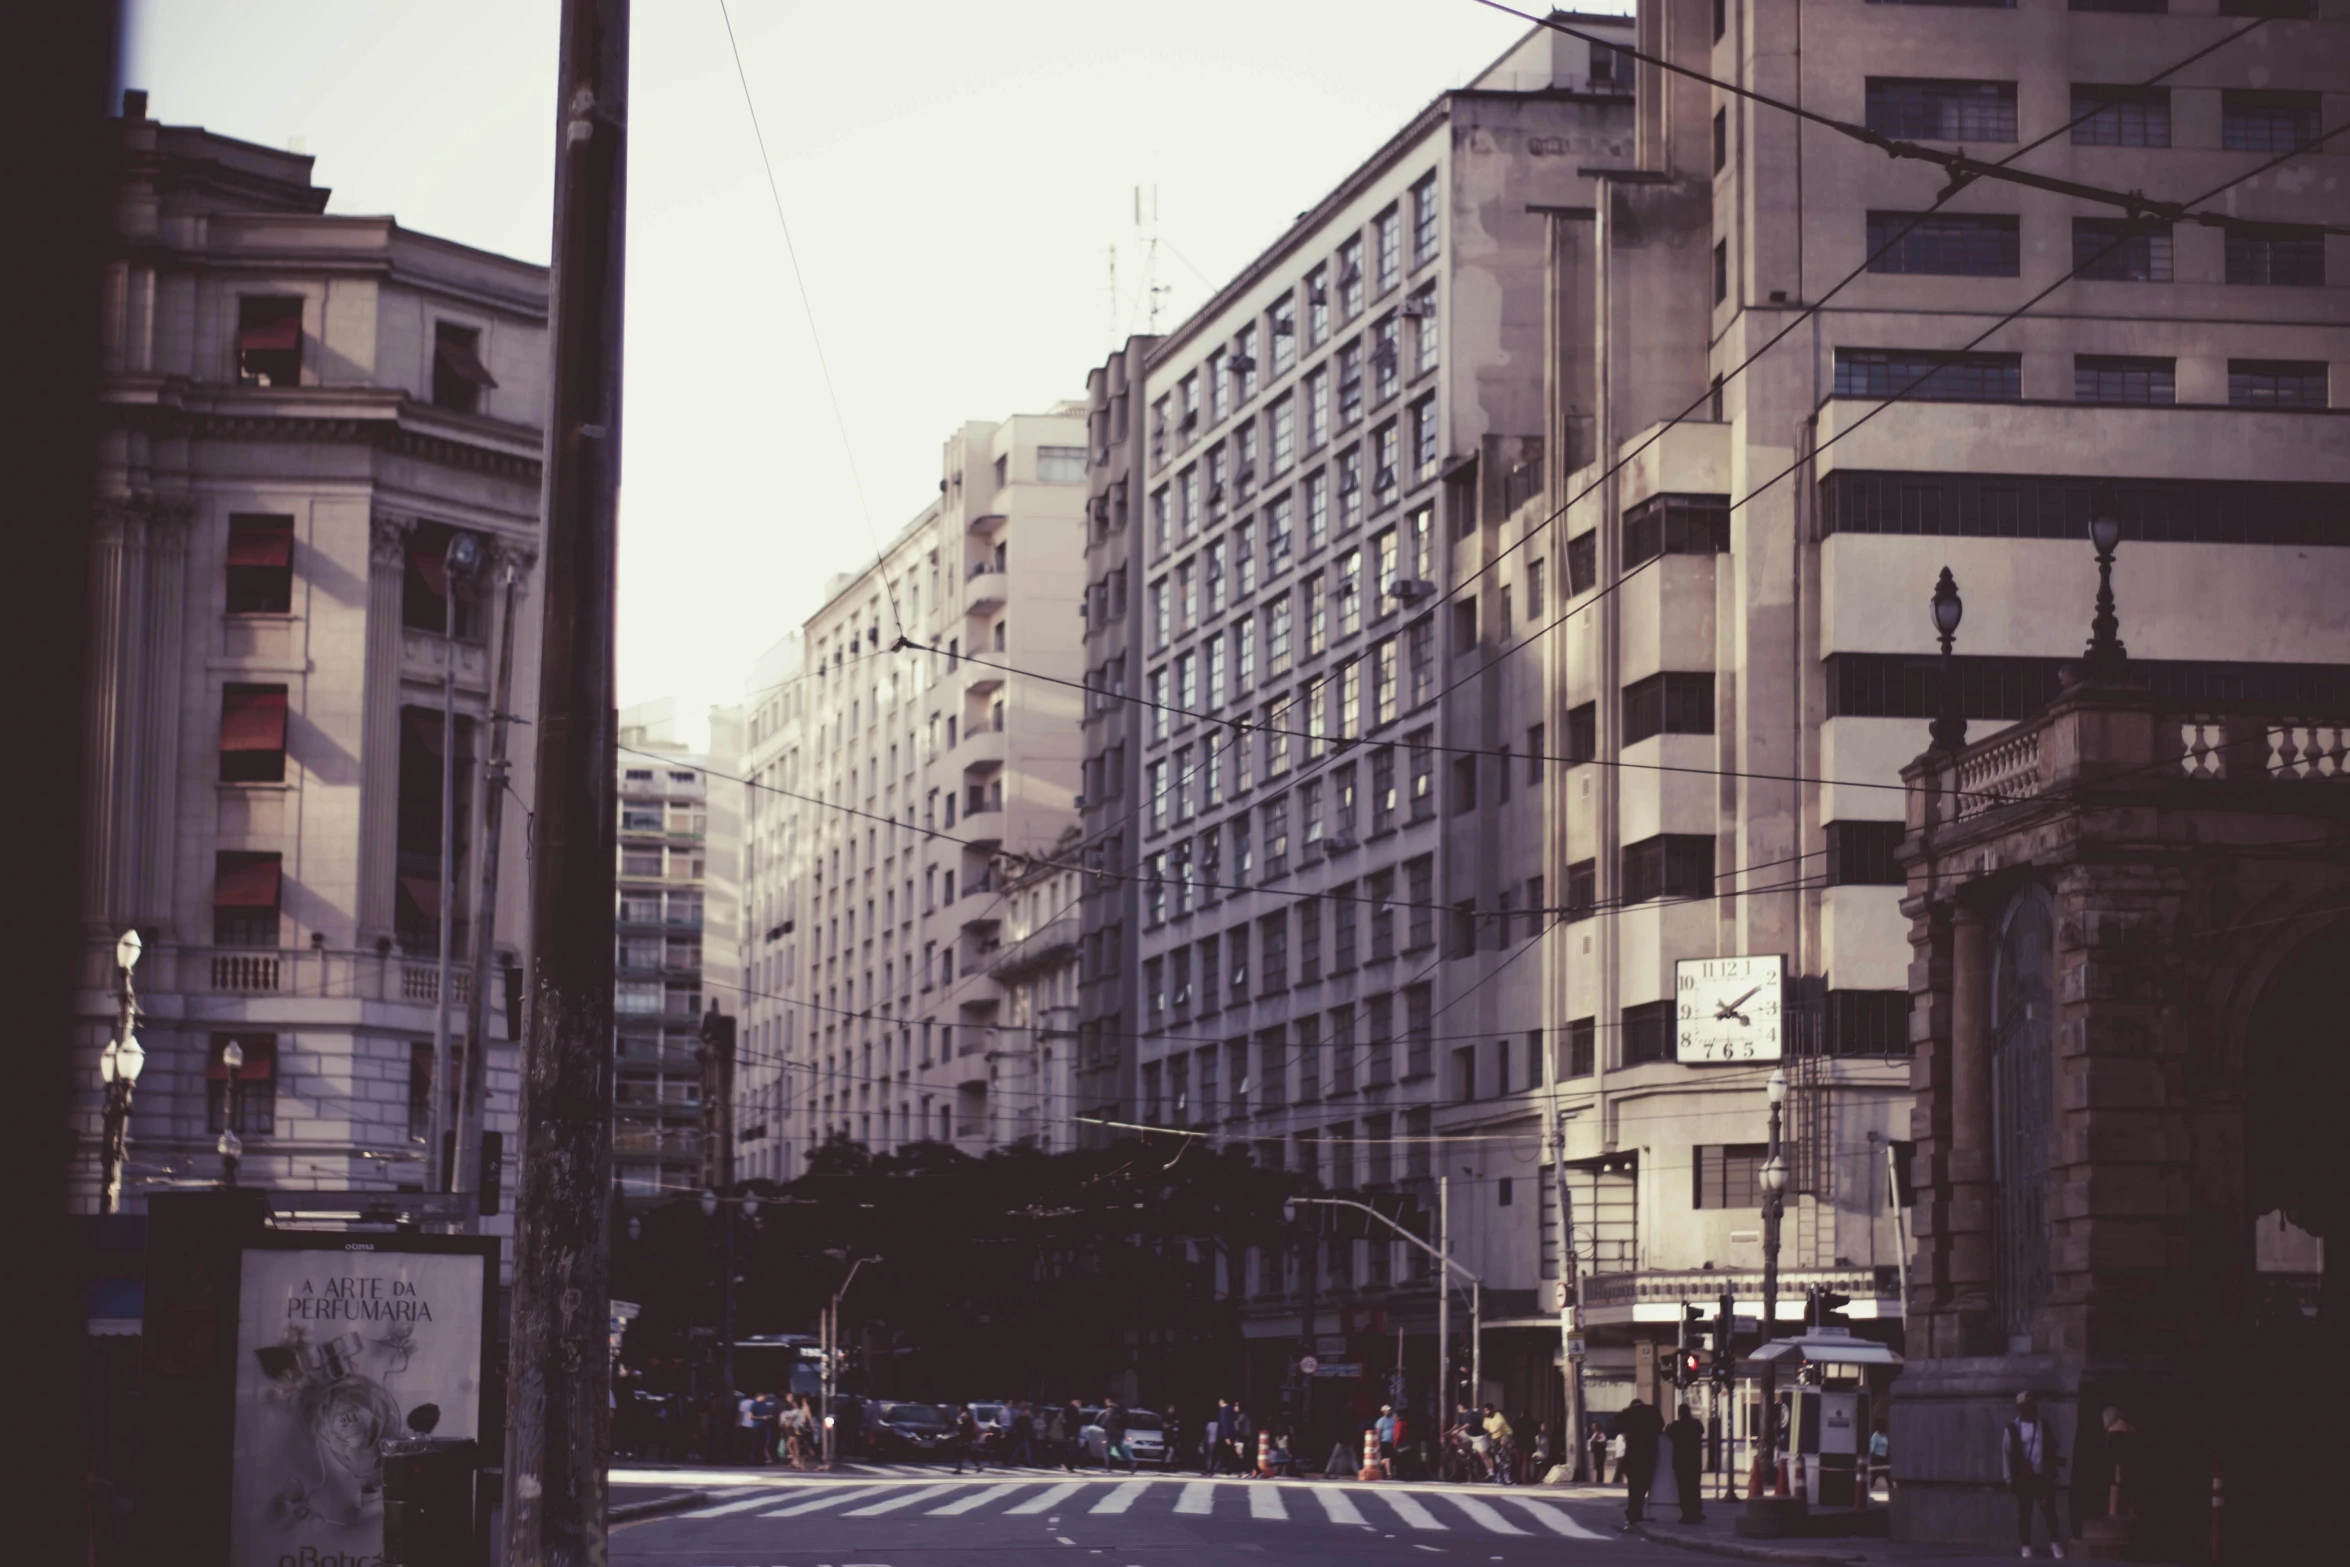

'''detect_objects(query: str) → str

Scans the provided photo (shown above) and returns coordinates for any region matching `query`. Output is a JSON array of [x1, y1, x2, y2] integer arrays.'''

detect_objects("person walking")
[[1203, 1404, 1224, 1475], [1869, 1418, 1893, 1503], [1531, 1423, 1554, 1483], [1101, 1397, 1135, 1474], [1375, 1405, 1398, 1477], [1611, 1396, 1664, 1530], [1664, 1402, 1706, 1523], [1060, 1399, 1085, 1471], [1008, 1403, 1035, 1468], [953, 1406, 986, 1474], [1587, 1418, 1609, 1486], [1230, 1403, 1256, 1478], [735, 1390, 762, 1465], [2003, 1392, 2067, 1558]]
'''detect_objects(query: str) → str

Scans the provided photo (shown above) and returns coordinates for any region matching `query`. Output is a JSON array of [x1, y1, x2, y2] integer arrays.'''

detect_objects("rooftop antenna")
[[1134, 184, 1169, 335], [1106, 244, 1118, 353]]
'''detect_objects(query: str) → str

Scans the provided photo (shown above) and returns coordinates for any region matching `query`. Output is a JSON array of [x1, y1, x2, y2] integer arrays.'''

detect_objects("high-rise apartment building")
[[760, 409, 1089, 1163], [1478, 0, 2348, 1473], [1118, 15, 1638, 1428], [76, 98, 547, 1217], [612, 700, 741, 1202], [735, 631, 807, 1186]]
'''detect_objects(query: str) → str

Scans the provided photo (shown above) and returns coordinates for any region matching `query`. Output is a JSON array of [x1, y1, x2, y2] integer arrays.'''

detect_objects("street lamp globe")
[[115, 928, 143, 972], [1761, 1153, 1788, 1196], [445, 529, 484, 579], [218, 1128, 243, 1161], [627, 1215, 642, 1241], [699, 1188, 719, 1218], [1766, 1067, 1787, 1106], [222, 1040, 245, 1073], [741, 1192, 760, 1220], [1930, 567, 1963, 641], [1282, 1198, 1298, 1225], [116, 1033, 145, 1083]]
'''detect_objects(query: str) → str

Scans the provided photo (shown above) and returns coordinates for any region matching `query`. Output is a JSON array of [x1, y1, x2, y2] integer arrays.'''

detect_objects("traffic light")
[[1810, 1286, 1853, 1328], [1713, 1292, 1735, 1385], [1666, 1348, 1704, 1387]]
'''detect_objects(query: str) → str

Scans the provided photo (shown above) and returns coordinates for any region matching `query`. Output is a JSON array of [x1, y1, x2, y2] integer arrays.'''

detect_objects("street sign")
[[1312, 1362, 1363, 1379], [1567, 1336, 1587, 1360], [1299, 1355, 1320, 1376], [1315, 1334, 1349, 1356]]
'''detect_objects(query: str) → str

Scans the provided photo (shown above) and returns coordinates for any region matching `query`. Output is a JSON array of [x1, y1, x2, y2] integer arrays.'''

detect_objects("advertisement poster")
[[229, 1242, 489, 1567]]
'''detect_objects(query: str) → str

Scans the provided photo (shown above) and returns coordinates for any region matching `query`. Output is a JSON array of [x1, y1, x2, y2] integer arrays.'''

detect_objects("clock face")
[[1675, 954, 1786, 1064]]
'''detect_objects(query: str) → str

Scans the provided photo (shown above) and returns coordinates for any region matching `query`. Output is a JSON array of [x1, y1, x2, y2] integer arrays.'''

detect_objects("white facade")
[[735, 630, 806, 1186], [75, 104, 549, 1220], [753, 409, 1090, 1167]]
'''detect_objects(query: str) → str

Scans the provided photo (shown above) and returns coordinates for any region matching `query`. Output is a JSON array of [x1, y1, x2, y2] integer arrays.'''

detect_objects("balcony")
[[988, 909, 1079, 984], [948, 722, 1007, 776], [1574, 1266, 1899, 1328], [964, 563, 1010, 616], [966, 510, 1007, 536], [197, 947, 474, 1006]]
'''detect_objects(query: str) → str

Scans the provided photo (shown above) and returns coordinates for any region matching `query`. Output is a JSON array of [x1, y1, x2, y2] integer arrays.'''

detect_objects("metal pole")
[[1758, 1094, 1786, 1497], [1438, 1175, 1451, 1425], [457, 552, 525, 1209], [100, 950, 138, 1215], [1553, 1105, 1586, 1477], [506, 0, 627, 1558], [720, 1203, 736, 1437], [1471, 1278, 1482, 1415], [819, 1302, 833, 1469], [428, 563, 459, 1193]]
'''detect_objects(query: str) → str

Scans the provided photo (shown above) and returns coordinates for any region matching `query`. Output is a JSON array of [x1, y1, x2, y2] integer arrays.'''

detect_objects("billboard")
[[228, 1236, 495, 1567]]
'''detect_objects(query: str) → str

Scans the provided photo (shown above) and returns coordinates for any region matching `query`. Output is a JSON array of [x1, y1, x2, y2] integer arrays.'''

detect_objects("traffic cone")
[[1258, 1430, 1273, 1477], [1774, 1455, 1791, 1497], [1359, 1428, 1383, 1481]]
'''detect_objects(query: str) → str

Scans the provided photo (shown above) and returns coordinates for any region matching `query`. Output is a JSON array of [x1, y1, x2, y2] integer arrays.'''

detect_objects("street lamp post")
[[821, 1254, 879, 1470], [2084, 496, 2127, 681], [97, 929, 145, 1214], [1754, 1068, 1791, 1505], [425, 527, 484, 1195], [1928, 568, 1966, 755], [700, 1185, 761, 1455], [218, 1040, 246, 1187]]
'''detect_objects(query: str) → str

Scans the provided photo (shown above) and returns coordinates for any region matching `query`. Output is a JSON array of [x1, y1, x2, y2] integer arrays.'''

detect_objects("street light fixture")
[[1928, 568, 1966, 754], [821, 1255, 881, 1470], [98, 929, 145, 1214], [219, 1040, 246, 1187], [1287, 1191, 1483, 1444], [2084, 490, 2127, 680], [1752, 1066, 1793, 1514]]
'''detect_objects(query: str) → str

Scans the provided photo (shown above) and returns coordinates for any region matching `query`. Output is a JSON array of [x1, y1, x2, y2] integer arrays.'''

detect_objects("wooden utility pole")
[[507, 0, 627, 1561], [456, 547, 527, 1213]]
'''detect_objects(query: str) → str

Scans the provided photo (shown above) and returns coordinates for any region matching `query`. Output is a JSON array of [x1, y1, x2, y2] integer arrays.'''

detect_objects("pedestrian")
[[1587, 1418, 1608, 1485], [2003, 1391, 2066, 1558], [1202, 1405, 1224, 1474], [1611, 1396, 1664, 1529], [735, 1390, 762, 1465], [953, 1405, 986, 1474], [1532, 1423, 1554, 1483], [1009, 1403, 1035, 1468], [1869, 1418, 1893, 1503], [1231, 1403, 1256, 1478], [1389, 1405, 1410, 1479], [1101, 1397, 1135, 1474], [1061, 1398, 1085, 1471], [1483, 1405, 1517, 1484], [1665, 1402, 1705, 1523]]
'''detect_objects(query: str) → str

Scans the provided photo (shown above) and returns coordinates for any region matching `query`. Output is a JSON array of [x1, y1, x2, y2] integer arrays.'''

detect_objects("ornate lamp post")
[[98, 929, 146, 1214], [1929, 568, 1966, 754], [2084, 495, 2127, 681], [1754, 1068, 1791, 1504], [218, 1040, 245, 1187]]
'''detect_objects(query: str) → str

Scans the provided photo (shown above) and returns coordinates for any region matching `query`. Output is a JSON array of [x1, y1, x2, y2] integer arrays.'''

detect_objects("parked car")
[[870, 1400, 958, 1460], [1078, 1406, 1171, 1468], [967, 1402, 1010, 1453]]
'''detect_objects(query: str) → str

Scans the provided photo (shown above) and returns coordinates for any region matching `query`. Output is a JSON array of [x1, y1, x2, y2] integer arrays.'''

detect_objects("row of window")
[[232, 295, 498, 411], [1151, 499, 1438, 658], [1862, 0, 2311, 14], [1831, 349, 2331, 408], [1150, 170, 1441, 470], [1140, 983, 1439, 1121], [1818, 471, 2350, 546], [1859, 77, 2322, 154], [1856, 210, 2326, 286]]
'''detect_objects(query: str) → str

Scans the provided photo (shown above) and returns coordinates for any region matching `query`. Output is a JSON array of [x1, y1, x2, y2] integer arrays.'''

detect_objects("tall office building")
[[735, 631, 807, 1186]]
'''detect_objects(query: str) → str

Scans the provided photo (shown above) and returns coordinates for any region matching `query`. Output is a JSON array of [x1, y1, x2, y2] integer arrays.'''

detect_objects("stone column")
[[137, 502, 190, 936], [1945, 901, 1996, 1346], [82, 501, 148, 933], [357, 511, 412, 946]]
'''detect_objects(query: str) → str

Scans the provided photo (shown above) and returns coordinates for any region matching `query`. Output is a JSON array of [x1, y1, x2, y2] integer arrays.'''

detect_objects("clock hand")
[[1713, 985, 1761, 1020]]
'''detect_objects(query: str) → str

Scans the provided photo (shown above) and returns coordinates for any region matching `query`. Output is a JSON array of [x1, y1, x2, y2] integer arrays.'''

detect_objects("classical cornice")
[[110, 395, 544, 485]]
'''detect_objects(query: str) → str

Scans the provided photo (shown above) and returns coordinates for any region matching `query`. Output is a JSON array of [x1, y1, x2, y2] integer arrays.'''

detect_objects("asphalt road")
[[610, 1469, 1694, 1567]]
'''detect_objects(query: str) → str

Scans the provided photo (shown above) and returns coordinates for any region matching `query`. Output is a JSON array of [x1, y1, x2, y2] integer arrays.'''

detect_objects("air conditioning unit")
[[1339, 469, 1360, 493], [1207, 482, 1225, 504], [1180, 409, 1199, 430], [1072, 791, 1085, 808], [1308, 288, 1329, 307], [1237, 464, 1256, 485], [1328, 831, 1361, 852], [1271, 318, 1296, 336], [1387, 578, 1435, 602], [1229, 354, 1257, 373], [1339, 264, 1362, 287], [1401, 296, 1435, 319], [1372, 343, 1398, 365]]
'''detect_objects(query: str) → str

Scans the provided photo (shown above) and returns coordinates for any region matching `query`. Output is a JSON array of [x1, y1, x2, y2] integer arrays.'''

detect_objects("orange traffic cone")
[[1359, 1428, 1383, 1481], [1774, 1456, 1791, 1497], [1257, 1430, 1274, 1477]]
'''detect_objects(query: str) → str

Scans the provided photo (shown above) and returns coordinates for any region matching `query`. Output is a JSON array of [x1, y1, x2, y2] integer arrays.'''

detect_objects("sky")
[[126, 0, 1629, 748]]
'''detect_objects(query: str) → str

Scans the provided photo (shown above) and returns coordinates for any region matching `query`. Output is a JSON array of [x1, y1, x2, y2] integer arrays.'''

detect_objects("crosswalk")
[[676, 1474, 1612, 1538]]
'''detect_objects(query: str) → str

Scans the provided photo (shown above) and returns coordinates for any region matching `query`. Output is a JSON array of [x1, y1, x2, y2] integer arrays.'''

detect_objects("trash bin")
[[381, 1436, 479, 1567]]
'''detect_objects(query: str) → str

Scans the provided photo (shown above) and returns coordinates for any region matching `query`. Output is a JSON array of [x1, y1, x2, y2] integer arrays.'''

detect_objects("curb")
[[1634, 1522, 1864, 1567], [609, 1489, 710, 1523]]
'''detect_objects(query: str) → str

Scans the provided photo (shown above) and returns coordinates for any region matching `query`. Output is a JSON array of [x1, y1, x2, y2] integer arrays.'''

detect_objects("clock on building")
[[1674, 954, 1786, 1063]]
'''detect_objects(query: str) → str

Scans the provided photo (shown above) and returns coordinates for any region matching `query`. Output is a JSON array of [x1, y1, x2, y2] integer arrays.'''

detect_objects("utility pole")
[[456, 548, 528, 1214], [506, 0, 627, 1560], [427, 528, 483, 1193], [1437, 1175, 1451, 1421], [1552, 1103, 1587, 1477]]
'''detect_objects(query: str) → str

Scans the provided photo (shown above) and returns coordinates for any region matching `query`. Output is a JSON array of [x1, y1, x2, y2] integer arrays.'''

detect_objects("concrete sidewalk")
[[1620, 1502, 2070, 1566]]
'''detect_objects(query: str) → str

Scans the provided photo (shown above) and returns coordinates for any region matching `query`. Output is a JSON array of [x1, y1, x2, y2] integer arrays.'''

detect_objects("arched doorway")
[[2232, 920, 2346, 1558], [1990, 884, 2055, 1352]]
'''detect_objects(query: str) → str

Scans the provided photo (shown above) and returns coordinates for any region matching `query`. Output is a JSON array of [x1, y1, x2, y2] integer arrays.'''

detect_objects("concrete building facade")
[[735, 631, 807, 1186], [761, 409, 1089, 1164], [1119, 15, 1640, 1434], [75, 100, 548, 1218]]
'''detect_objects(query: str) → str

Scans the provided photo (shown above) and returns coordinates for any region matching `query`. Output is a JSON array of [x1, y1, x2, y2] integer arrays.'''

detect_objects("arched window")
[[1991, 884, 2056, 1347]]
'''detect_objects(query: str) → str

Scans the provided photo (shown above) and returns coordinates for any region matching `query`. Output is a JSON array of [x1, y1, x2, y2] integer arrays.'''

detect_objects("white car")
[[1079, 1406, 1170, 1468]]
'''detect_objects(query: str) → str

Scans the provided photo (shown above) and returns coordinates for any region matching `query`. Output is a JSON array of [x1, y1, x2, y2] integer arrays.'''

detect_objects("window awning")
[[226, 517, 294, 567], [435, 334, 499, 389], [237, 306, 301, 351], [220, 686, 288, 752], [214, 853, 282, 909], [409, 543, 450, 600]]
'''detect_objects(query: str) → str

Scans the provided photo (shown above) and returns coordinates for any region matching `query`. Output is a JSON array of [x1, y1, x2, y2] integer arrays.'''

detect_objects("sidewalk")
[[1621, 1501, 2071, 1567]]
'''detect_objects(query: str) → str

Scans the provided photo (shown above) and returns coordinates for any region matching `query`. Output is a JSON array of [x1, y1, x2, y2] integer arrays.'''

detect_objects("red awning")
[[207, 1035, 276, 1081], [220, 687, 288, 752], [410, 543, 449, 599], [435, 335, 498, 389], [237, 306, 301, 352], [214, 853, 282, 909], [225, 517, 294, 567]]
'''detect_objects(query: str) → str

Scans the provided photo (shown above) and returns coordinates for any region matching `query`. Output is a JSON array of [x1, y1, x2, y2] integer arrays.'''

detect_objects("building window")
[[235, 296, 303, 386], [1713, 108, 1728, 173], [2229, 360, 2329, 409], [1039, 445, 1087, 482], [1409, 397, 1437, 480], [1567, 530, 1597, 595], [1693, 1143, 1768, 1209], [1622, 1001, 1674, 1066], [1270, 293, 1298, 375], [1623, 495, 1729, 567], [1826, 990, 1914, 1056], [1406, 855, 1434, 950], [1410, 173, 1440, 264], [1339, 235, 1366, 317], [432, 321, 497, 413], [1333, 881, 1358, 971], [1818, 469, 2350, 545], [1449, 901, 1478, 960], [2075, 355, 2174, 406], [1565, 859, 1597, 922], [1374, 205, 1401, 294], [1864, 78, 2017, 142], [225, 515, 295, 613], [1713, 239, 1728, 302], [2221, 89, 2320, 153], [220, 684, 289, 782], [401, 522, 485, 639], [2225, 224, 2326, 287], [1622, 672, 1715, 746], [1307, 263, 1331, 347], [1566, 701, 1597, 763], [208, 1034, 277, 1135], [1408, 727, 1435, 819], [2073, 218, 2172, 283], [1833, 349, 2022, 403], [213, 851, 282, 947], [1866, 212, 2019, 277], [1826, 820, 1907, 885], [2070, 84, 2169, 147], [1562, 1017, 1595, 1079], [1620, 834, 1714, 905], [1451, 755, 1477, 815]]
